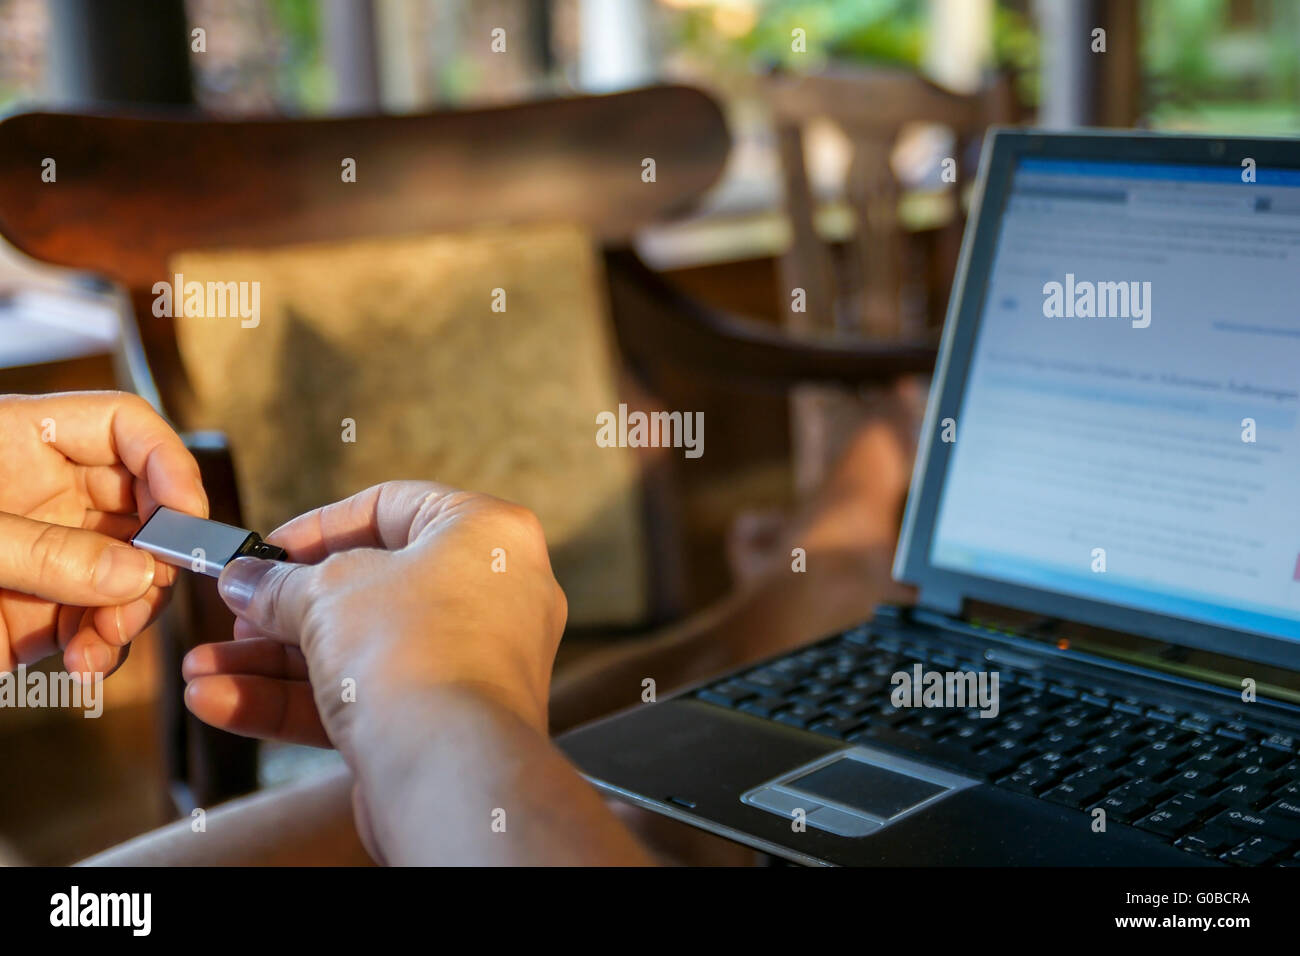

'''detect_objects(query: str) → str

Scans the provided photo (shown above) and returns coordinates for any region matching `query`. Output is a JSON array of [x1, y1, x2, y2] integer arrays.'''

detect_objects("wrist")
[[343, 684, 544, 866], [348, 677, 543, 765]]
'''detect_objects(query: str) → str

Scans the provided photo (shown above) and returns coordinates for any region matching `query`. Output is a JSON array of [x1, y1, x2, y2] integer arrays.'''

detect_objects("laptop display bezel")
[[895, 127, 1300, 674]]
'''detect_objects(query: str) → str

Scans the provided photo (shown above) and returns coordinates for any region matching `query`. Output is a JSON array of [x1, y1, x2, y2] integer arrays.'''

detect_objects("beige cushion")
[[170, 223, 646, 626]]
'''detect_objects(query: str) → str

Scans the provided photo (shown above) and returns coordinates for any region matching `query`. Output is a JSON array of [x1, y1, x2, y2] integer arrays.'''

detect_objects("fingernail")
[[93, 545, 155, 600], [219, 557, 273, 613], [82, 643, 112, 677]]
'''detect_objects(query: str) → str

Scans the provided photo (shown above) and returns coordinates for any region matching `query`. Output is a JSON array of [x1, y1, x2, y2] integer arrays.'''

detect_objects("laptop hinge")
[[916, 584, 964, 618]]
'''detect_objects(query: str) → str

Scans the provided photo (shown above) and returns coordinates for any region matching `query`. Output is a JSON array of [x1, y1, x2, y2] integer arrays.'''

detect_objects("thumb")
[[218, 557, 315, 645], [0, 511, 156, 605]]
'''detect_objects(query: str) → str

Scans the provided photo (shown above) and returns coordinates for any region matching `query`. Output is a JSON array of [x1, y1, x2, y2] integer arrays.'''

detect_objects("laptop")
[[558, 129, 1300, 866]]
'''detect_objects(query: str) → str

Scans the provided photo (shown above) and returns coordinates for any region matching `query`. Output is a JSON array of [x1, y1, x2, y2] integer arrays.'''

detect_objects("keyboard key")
[[1186, 735, 1232, 755], [997, 769, 1056, 796], [1264, 797, 1300, 822], [807, 716, 866, 740], [872, 705, 914, 727], [1179, 751, 1232, 775], [1216, 722, 1251, 742], [1135, 807, 1197, 838], [1228, 745, 1290, 770], [1261, 733, 1297, 754], [1037, 728, 1086, 752], [966, 749, 1022, 778], [1224, 763, 1275, 786], [1043, 781, 1100, 809], [1274, 780, 1300, 800], [1158, 792, 1217, 817], [826, 697, 875, 719], [738, 696, 789, 719], [842, 629, 873, 650], [743, 669, 799, 692], [1134, 739, 1186, 761], [1117, 777, 1172, 802], [1161, 767, 1221, 795], [1210, 807, 1300, 842], [1096, 790, 1149, 823], [1221, 835, 1289, 866], [1076, 742, 1128, 769], [1176, 824, 1240, 857], [943, 723, 982, 745], [789, 688, 842, 708], [696, 682, 755, 708], [1123, 752, 1174, 778], [1045, 767, 1118, 809], [773, 704, 829, 729], [1215, 781, 1272, 810]]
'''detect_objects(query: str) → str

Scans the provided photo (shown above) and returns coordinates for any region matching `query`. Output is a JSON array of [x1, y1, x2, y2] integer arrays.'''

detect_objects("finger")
[[89, 587, 169, 647], [63, 623, 130, 680], [26, 391, 208, 518], [0, 588, 162, 669], [78, 509, 178, 589], [0, 591, 61, 666], [216, 558, 315, 644], [0, 512, 155, 605], [184, 674, 330, 747], [79, 511, 177, 586], [267, 480, 462, 561], [232, 617, 268, 642], [183, 638, 309, 681], [80, 510, 141, 538], [125, 477, 178, 588], [75, 464, 135, 514]]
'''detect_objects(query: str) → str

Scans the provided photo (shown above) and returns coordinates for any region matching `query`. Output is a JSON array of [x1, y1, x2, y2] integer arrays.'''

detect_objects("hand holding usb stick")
[[131, 506, 287, 577]]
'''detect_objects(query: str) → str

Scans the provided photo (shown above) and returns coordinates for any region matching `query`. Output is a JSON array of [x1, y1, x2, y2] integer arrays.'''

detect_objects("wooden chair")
[[0, 85, 936, 811], [766, 65, 1019, 339], [765, 66, 1017, 494]]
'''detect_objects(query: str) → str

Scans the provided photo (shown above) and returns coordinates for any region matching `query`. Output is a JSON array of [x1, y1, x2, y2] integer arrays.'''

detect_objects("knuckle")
[[29, 523, 75, 582], [113, 390, 152, 416], [499, 502, 545, 541], [312, 553, 354, 592]]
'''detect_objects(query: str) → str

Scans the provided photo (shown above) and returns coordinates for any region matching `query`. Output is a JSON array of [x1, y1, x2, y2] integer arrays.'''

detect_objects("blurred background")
[[1, 0, 1298, 864]]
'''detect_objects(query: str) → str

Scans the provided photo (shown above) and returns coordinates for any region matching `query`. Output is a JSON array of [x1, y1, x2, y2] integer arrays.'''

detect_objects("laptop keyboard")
[[692, 625, 1300, 866]]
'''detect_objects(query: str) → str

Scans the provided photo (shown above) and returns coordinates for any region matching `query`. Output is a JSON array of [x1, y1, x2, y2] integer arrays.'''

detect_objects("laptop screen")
[[930, 156, 1300, 643]]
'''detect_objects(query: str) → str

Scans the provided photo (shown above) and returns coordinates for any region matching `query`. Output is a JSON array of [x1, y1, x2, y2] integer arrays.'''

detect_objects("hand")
[[182, 481, 567, 757], [0, 391, 208, 677], [185, 482, 662, 868]]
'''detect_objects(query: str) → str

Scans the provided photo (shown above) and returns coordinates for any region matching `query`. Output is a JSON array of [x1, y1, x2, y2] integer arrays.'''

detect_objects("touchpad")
[[791, 759, 946, 818], [741, 747, 979, 838]]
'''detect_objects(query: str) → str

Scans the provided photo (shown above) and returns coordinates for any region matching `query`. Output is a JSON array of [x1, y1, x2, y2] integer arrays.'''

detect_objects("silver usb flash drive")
[[130, 506, 288, 577]]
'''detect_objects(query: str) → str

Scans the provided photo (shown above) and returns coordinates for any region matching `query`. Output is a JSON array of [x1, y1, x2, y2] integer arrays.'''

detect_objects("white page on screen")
[[931, 158, 1300, 642]]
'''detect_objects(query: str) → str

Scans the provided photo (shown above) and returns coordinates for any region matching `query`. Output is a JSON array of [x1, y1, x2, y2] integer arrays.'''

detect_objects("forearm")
[[81, 764, 374, 866], [353, 685, 656, 866]]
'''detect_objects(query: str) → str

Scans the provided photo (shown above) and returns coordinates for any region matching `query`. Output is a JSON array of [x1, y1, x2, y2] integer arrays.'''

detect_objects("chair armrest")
[[602, 247, 938, 391]]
